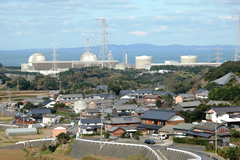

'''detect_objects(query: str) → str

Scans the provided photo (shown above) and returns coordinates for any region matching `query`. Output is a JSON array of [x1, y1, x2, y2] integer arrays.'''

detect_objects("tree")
[[156, 100, 162, 108], [57, 132, 70, 144], [53, 103, 66, 109]]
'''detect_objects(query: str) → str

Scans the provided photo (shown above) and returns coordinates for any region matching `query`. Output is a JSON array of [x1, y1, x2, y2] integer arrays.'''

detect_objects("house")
[[197, 90, 209, 99], [78, 118, 103, 134], [119, 89, 153, 98], [211, 71, 240, 86], [52, 126, 67, 138], [158, 124, 175, 135], [205, 106, 240, 126], [169, 123, 195, 137], [104, 116, 141, 137], [195, 89, 208, 98], [207, 100, 231, 106], [42, 99, 56, 108], [137, 109, 186, 134], [173, 101, 201, 112], [25, 98, 44, 106], [82, 108, 102, 118], [15, 112, 35, 124], [49, 90, 60, 98], [185, 121, 231, 143], [84, 94, 115, 100], [114, 104, 138, 116], [152, 91, 176, 98], [175, 93, 196, 104], [120, 95, 135, 100], [144, 95, 162, 107], [131, 107, 150, 116], [30, 108, 51, 122], [42, 114, 62, 124], [56, 94, 83, 102], [96, 85, 108, 91]]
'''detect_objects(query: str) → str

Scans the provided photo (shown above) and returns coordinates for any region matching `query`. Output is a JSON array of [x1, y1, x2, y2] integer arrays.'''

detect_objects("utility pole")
[[96, 18, 108, 68], [214, 44, 223, 63], [5, 81, 7, 91], [234, 11, 240, 61], [52, 44, 58, 77]]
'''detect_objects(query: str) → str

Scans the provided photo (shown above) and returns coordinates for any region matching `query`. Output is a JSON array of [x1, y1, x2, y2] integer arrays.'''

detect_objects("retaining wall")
[[0, 140, 52, 150], [70, 140, 158, 160]]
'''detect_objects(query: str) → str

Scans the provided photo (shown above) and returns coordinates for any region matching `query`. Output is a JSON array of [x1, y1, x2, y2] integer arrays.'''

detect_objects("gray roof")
[[49, 90, 60, 95], [141, 109, 180, 121], [137, 124, 163, 130], [119, 90, 135, 95], [96, 85, 108, 90], [178, 94, 195, 98], [115, 99, 129, 105], [85, 108, 101, 113], [6, 128, 37, 133], [195, 89, 207, 93], [115, 104, 137, 111], [36, 95, 49, 99], [42, 114, 61, 118], [30, 108, 51, 114], [81, 118, 101, 124], [212, 72, 240, 86], [152, 91, 176, 97], [210, 106, 240, 115], [60, 94, 83, 98], [107, 125, 138, 132], [207, 100, 231, 106], [173, 123, 194, 131], [133, 107, 150, 114], [185, 131, 213, 138], [105, 116, 141, 124], [198, 90, 209, 97], [42, 99, 53, 105], [177, 101, 201, 108], [194, 121, 222, 131], [158, 124, 175, 132]]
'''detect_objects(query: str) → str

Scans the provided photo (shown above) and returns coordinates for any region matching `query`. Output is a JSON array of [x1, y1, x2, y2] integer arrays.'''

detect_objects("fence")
[[16, 138, 56, 147], [75, 138, 161, 160], [167, 147, 201, 160]]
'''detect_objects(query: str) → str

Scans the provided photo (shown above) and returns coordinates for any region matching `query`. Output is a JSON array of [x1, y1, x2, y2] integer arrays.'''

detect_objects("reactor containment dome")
[[135, 55, 153, 69], [80, 51, 98, 62], [28, 52, 47, 66], [181, 55, 198, 63]]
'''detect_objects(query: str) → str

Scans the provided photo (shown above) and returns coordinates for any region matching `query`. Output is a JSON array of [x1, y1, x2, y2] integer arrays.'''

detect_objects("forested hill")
[[204, 61, 240, 81]]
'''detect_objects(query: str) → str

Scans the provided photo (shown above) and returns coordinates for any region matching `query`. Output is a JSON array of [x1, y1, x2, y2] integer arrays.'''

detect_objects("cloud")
[[61, 29, 72, 33], [153, 25, 167, 31], [122, 4, 138, 9], [175, 10, 181, 14], [155, 15, 168, 20], [120, 16, 137, 20], [130, 31, 147, 36], [219, 15, 238, 21]]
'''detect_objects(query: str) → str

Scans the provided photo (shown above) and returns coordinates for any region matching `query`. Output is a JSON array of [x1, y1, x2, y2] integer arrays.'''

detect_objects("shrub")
[[173, 137, 208, 145], [49, 143, 60, 152], [104, 132, 110, 139]]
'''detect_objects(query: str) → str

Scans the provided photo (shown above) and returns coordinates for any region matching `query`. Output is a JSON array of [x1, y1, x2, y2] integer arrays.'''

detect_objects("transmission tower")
[[96, 18, 108, 68], [108, 51, 114, 68], [234, 12, 240, 61], [52, 44, 58, 77], [214, 44, 223, 63]]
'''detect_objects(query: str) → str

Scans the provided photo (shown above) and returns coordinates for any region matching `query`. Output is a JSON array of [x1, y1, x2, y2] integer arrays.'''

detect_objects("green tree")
[[57, 132, 70, 144], [156, 100, 162, 108], [53, 103, 66, 109]]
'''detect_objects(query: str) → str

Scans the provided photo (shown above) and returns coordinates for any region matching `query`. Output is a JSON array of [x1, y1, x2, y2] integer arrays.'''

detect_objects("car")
[[144, 139, 155, 144]]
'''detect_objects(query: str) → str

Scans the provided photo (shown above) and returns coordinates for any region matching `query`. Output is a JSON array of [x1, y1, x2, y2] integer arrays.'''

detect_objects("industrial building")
[[135, 55, 153, 69]]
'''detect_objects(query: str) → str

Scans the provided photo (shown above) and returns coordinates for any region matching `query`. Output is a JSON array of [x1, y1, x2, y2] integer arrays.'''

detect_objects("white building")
[[42, 114, 62, 124]]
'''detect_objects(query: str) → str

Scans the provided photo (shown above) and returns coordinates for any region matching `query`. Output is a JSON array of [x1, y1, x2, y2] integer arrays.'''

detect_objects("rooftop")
[[141, 109, 180, 121], [105, 116, 141, 124]]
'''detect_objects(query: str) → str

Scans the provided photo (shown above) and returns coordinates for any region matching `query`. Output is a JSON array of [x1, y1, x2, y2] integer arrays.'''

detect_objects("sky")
[[0, 0, 239, 50]]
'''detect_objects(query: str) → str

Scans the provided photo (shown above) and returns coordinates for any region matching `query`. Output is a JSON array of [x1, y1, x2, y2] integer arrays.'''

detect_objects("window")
[[147, 99, 150, 101], [152, 121, 157, 125], [151, 99, 154, 101], [145, 120, 148, 123], [160, 121, 165, 125], [106, 124, 108, 128]]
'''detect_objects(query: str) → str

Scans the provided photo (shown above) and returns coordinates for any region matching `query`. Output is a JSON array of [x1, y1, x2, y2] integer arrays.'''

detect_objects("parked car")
[[144, 139, 155, 144]]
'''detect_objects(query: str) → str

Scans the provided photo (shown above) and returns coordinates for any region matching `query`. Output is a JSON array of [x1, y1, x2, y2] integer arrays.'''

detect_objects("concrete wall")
[[0, 140, 52, 150], [70, 140, 158, 160]]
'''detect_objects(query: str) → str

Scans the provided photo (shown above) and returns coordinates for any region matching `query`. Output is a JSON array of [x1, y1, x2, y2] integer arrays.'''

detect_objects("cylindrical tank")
[[135, 55, 153, 69], [181, 55, 198, 63]]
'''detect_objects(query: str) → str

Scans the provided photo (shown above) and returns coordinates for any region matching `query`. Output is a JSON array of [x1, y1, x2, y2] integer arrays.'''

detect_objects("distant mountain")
[[2, 44, 235, 51]]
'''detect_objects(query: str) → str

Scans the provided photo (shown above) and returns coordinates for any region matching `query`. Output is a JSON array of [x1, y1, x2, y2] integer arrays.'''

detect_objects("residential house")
[[52, 125, 67, 138], [144, 95, 163, 107], [173, 101, 201, 112], [119, 89, 153, 98], [82, 108, 102, 118], [158, 124, 175, 135], [205, 106, 240, 126], [137, 109, 186, 134], [25, 98, 44, 106], [84, 94, 115, 100], [195, 89, 208, 98], [49, 90, 60, 98], [197, 90, 209, 99], [185, 121, 231, 144], [211, 71, 240, 86], [78, 118, 103, 134], [96, 85, 108, 92], [207, 100, 231, 106], [152, 91, 176, 98], [56, 94, 83, 102], [30, 108, 51, 122], [114, 104, 138, 116], [170, 123, 195, 137], [36, 95, 49, 99], [175, 93, 196, 104], [104, 116, 141, 137], [131, 107, 150, 116], [42, 99, 56, 108], [42, 114, 62, 124], [120, 95, 135, 100], [115, 99, 130, 105], [15, 112, 35, 124]]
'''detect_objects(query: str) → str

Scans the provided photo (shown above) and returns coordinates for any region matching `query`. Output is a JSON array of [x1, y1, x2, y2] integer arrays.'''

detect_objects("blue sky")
[[0, 0, 239, 49]]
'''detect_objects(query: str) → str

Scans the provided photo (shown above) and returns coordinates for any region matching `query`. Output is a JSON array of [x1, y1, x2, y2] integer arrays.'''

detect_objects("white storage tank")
[[21, 63, 29, 71], [135, 55, 153, 69], [181, 55, 198, 63]]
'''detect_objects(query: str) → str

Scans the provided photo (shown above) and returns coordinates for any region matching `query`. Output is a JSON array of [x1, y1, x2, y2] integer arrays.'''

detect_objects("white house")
[[78, 118, 103, 134], [205, 106, 240, 126], [42, 114, 62, 124], [43, 100, 56, 108]]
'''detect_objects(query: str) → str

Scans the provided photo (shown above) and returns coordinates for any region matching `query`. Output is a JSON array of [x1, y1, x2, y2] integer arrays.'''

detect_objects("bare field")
[[0, 149, 25, 160]]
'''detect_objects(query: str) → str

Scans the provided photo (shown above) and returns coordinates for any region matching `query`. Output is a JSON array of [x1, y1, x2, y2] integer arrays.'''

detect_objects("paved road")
[[68, 124, 78, 136]]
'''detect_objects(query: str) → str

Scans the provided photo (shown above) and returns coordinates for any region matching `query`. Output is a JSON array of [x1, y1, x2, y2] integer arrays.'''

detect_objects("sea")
[[0, 48, 236, 67]]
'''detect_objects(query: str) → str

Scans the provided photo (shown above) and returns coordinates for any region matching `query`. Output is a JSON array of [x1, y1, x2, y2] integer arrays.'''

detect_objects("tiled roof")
[[212, 72, 240, 86], [141, 109, 179, 121], [152, 91, 176, 97], [195, 89, 207, 93], [185, 131, 213, 138], [158, 124, 175, 132], [105, 116, 141, 124], [30, 108, 51, 114], [81, 118, 101, 124], [177, 101, 201, 108], [173, 123, 194, 131], [137, 124, 163, 130], [60, 94, 83, 98], [207, 100, 231, 106], [210, 106, 240, 115], [144, 95, 160, 99], [178, 94, 195, 98], [115, 104, 137, 111], [96, 85, 108, 90], [85, 108, 101, 113], [42, 99, 53, 105], [194, 121, 222, 131]]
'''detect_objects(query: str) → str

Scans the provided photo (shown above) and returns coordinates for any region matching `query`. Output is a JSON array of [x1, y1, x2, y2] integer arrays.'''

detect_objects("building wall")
[[175, 96, 183, 104], [52, 128, 67, 138], [15, 117, 34, 124], [111, 129, 125, 137], [166, 120, 185, 125]]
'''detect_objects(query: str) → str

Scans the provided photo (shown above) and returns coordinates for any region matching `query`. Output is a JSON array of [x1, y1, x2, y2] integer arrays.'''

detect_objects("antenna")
[[234, 11, 240, 61], [96, 18, 108, 68], [214, 44, 223, 63], [51, 44, 58, 77]]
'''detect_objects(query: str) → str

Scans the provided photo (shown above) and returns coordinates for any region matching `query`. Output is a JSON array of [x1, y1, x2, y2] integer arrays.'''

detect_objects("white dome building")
[[28, 52, 47, 66], [80, 51, 98, 62]]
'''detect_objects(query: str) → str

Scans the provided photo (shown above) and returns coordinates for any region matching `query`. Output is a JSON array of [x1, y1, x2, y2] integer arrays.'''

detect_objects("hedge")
[[173, 137, 208, 145]]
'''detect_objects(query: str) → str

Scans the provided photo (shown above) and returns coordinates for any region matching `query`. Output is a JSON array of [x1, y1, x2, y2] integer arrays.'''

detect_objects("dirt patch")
[[0, 149, 25, 160], [16, 129, 52, 140], [82, 155, 125, 160]]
